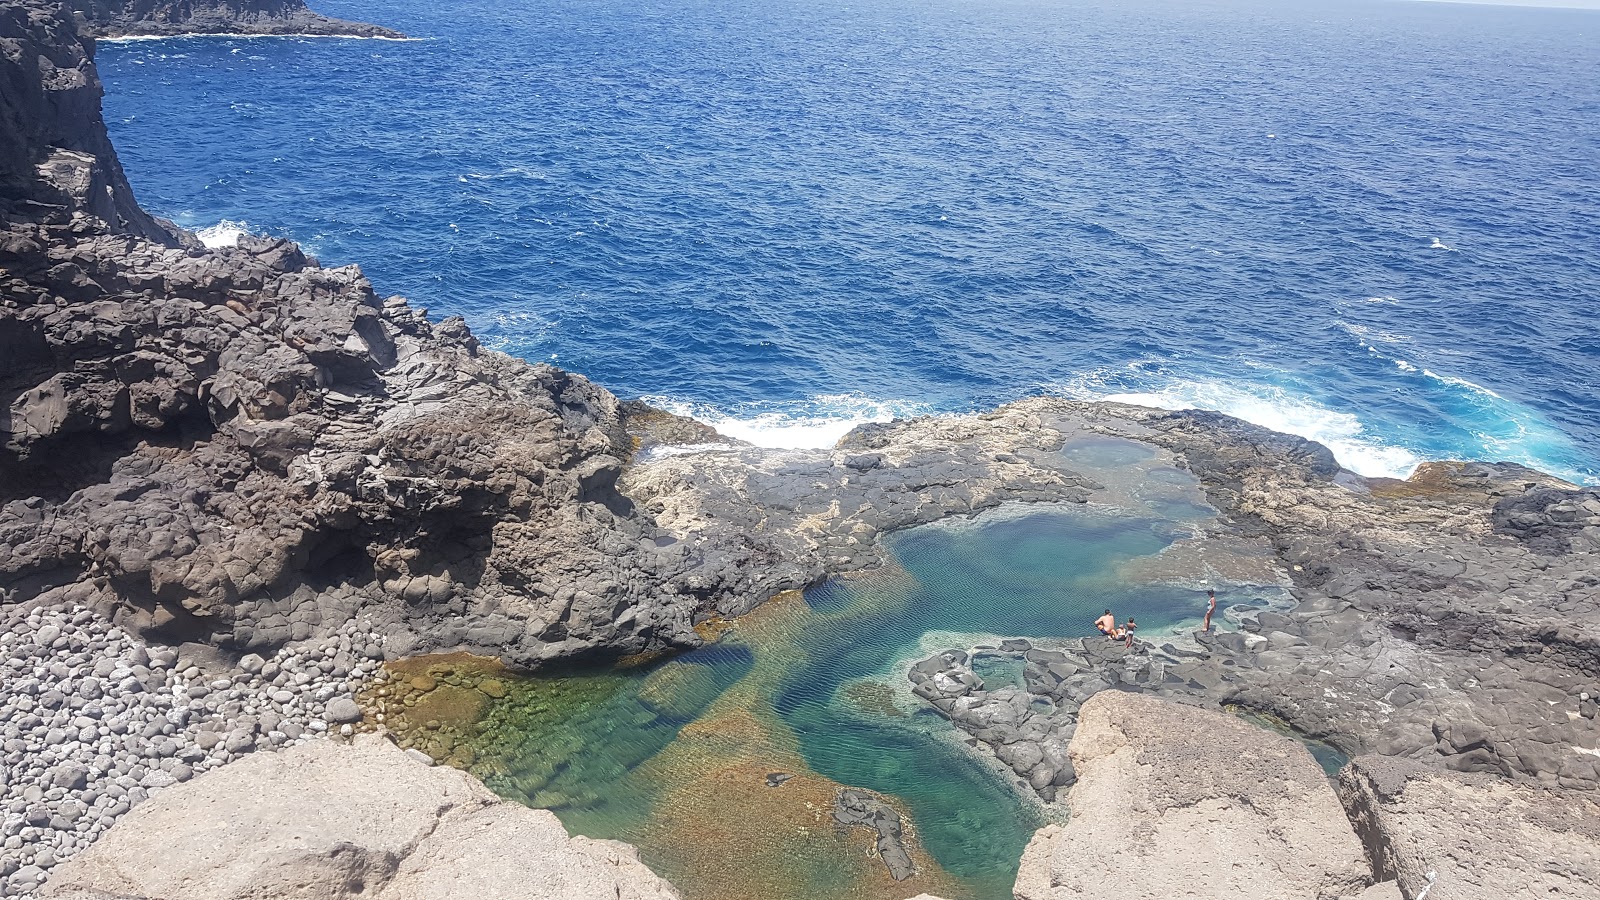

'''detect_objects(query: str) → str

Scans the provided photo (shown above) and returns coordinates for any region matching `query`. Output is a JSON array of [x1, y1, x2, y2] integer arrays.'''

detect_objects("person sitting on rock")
[[1122, 617, 1138, 648], [1095, 610, 1116, 638]]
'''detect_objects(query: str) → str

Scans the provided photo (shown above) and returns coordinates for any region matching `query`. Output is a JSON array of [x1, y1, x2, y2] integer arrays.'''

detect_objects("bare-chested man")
[[1095, 610, 1116, 638]]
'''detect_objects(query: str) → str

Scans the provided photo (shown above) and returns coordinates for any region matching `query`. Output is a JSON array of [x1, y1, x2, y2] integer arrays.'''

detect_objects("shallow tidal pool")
[[368, 439, 1286, 900]]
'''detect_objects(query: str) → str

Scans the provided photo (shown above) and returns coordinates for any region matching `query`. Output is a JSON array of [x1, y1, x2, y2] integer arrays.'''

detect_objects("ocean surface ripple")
[[97, 0, 1600, 483]]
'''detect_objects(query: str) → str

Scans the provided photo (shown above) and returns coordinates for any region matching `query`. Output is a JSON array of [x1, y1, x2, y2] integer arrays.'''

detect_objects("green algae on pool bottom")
[[371, 442, 1295, 900]]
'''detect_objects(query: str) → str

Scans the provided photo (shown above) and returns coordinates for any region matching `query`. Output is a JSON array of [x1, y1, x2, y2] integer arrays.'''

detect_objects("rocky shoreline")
[[0, 602, 373, 894], [65, 0, 401, 39], [3, 0, 1600, 896]]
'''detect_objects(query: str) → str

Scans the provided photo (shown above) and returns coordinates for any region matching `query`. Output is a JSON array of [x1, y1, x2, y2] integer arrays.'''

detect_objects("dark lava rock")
[[833, 788, 914, 881]]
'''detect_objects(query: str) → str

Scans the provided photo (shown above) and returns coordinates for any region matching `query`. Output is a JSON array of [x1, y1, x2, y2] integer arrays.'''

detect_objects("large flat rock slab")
[[43, 733, 679, 900], [1015, 691, 1377, 900], [1339, 755, 1600, 900]]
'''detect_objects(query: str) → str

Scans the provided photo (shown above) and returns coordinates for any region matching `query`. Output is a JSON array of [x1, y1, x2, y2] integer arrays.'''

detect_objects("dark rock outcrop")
[[0, 0, 176, 241], [0, 0, 707, 668], [0, 0, 1096, 673], [67, 0, 402, 38], [832, 789, 915, 882]]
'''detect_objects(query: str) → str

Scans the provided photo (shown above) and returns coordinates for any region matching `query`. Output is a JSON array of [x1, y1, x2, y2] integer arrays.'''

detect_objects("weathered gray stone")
[[324, 698, 362, 724], [1015, 692, 1373, 900], [43, 733, 679, 900], [1339, 756, 1600, 900]]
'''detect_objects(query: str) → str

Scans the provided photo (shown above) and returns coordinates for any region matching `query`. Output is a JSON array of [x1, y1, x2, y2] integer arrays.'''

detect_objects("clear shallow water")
[[373, 442, 1286, 900], [95, 0, 1600, 482]]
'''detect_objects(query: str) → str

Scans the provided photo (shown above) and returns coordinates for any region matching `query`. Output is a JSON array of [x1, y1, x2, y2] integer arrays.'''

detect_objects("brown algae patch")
[[363, 587, 970, 900]]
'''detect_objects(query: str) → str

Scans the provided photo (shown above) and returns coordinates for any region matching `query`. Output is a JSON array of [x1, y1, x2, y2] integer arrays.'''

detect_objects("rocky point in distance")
[[2, 0, 1599, 897], [66, 0, 401, 38]]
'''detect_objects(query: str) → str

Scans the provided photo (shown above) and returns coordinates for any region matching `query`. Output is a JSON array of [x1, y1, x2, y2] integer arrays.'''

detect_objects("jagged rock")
[[42, 732, 681, 899], [1014, 691, 1375, 900], [1339, 755, 1600, 900]]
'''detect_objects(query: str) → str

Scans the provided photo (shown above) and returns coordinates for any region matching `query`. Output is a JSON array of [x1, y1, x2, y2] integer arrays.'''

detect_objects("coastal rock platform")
[[1013, 691, 1381, 900], [41, 731, 680, 900], [1339, 755, 1600, 900], [4, 0, 1600, 896]]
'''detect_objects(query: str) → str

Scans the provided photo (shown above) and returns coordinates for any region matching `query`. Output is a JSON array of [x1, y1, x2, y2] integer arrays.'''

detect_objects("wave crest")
[[638, 394, 929, 450], [1056, 375, 1422, 480], [194, 219, 252, 248]]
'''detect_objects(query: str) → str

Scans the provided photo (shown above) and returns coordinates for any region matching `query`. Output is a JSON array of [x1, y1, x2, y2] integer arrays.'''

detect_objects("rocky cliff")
[[0, 0, 174, 241], [66, 0, 401, 38], [0, 0, 730, 670]]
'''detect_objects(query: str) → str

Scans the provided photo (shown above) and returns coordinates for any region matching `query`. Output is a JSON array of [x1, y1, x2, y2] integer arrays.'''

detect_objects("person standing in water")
[[1203, 589, 1217, 633]]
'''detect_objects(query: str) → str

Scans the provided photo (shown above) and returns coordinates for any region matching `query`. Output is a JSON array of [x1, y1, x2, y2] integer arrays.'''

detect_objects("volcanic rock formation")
[[66, 0, 401, 38]]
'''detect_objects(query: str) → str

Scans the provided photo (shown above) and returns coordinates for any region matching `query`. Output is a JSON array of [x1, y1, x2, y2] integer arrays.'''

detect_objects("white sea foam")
[[1422, 368, 1503, 400], [1429, 237, 1456, 251], [640, 394, 929, 450], [1058, 377, 1422, 479], [194, 219, 252, 248]]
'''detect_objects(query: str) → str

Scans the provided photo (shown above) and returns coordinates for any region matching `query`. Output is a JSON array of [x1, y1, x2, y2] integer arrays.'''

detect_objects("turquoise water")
[[780, 510, 1201, 889], [409, 488, 1252, 900]]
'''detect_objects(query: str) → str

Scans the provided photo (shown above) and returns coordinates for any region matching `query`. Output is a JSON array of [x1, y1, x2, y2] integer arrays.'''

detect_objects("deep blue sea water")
[[96, 0, 1600, 483]]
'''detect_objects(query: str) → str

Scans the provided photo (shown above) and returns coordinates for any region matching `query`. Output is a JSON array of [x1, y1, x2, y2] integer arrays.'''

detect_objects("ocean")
[[95, 0, 1600, 484]]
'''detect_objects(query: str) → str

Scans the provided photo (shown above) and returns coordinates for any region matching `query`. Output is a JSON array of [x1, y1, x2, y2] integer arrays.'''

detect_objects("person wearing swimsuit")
[[1203, 589, 1217, 633], [1095, 610, 1116, 638]]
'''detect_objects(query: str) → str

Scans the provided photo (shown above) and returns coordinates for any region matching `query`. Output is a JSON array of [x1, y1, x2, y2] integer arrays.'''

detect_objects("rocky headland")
[[65, 0, 401, 39], [2, 0, 1599, 896]]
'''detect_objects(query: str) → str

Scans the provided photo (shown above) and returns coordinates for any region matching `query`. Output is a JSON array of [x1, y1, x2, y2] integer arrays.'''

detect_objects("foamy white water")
[[194, 219, 252, 248], [641, 394, 928, 450], [1064, 379, 1422, 479]]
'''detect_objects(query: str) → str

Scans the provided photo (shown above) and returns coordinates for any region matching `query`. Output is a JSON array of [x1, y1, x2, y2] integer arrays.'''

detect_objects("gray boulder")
[[43, 732, 680, 900], [1015, 691, 1376, 900]]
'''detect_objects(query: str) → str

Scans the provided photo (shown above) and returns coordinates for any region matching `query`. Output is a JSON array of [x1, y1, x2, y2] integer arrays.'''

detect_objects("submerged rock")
[[833, 788, 916, 881], [42, 732, 681, 899], [1014, 691, 1376, 900]]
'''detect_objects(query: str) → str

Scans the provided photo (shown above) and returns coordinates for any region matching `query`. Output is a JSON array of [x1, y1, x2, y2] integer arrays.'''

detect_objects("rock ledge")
[[42, 731, 680, 900]]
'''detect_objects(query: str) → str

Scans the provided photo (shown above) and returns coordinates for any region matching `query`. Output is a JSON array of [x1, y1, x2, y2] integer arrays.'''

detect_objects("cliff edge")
[[0, 0, 727, 669]]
